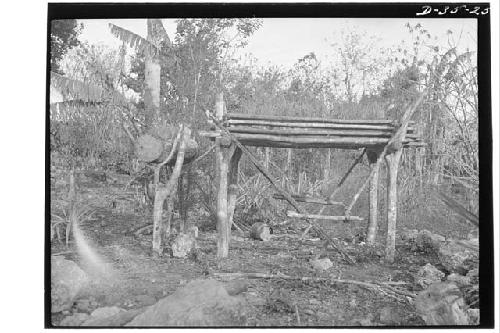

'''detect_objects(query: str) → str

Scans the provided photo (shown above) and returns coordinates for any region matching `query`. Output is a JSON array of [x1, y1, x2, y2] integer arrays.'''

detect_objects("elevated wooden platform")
[[201, 112, 424, 149]]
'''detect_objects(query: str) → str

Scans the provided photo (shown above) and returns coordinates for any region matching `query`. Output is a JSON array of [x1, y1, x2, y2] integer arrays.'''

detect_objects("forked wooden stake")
[[152, 126, 190, 256]]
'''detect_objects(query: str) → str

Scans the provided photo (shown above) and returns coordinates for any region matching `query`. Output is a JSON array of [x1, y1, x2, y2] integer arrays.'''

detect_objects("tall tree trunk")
[[144, 19, 163, 130]]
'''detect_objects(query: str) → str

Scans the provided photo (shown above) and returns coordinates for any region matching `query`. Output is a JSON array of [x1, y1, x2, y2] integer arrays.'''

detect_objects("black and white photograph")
[[45, 2, 494, 328]]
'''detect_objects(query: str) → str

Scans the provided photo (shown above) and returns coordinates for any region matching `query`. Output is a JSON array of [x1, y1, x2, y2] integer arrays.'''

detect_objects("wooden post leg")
[[216, 137, 230, 258], [177, 170, 190, 233], [366, 149, 381, 245], [152, 190, 168, 255], [384, 149, 403, 263], [227, 147, 242, 235]]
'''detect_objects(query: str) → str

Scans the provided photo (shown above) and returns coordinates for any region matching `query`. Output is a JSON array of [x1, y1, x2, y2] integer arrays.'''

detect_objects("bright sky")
[[79, 18, 477, 69]]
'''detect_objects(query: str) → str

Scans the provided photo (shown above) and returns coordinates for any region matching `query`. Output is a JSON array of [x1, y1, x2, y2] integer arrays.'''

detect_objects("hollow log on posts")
[[152, 126, 190, 256], [135, 124, 199, 164], [208, 112, 356, 264], [385, 149, 402, 263], [366, 149, 382, 245]]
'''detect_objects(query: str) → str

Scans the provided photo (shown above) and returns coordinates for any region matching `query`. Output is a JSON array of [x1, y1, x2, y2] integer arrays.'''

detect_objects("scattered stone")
[[104, 293, 122, 306], [355, 317, 373, 326], [412, 230, 446, 254], [379, 306, 400, 324], [74, 298, 93, 313], [447, 273, 471, 287], [89, 306, 126, 320], [466, 268, 478, 279], [126, 279, 247, 326], [467, 308, 480, 325], [438, 240, 479, 274], [171, 233, 196, 258], [467, 229, 479, 240], [302, 308, 315, 316], [415, 282, 469, 325], [59, 312, 90, 326], [231, 235, 246, 242], [310, 258, 333, 271], [187, 225, 199, 238], [81, 308, 146, 327], [81, 306, 127, 326], [250, 222, 272, 241], [400, 229, 419, 242], [51, 256, 89, 313], [134, 294, 156, 306], [224, 280, 249, 296], [415, 263, 445, 288]]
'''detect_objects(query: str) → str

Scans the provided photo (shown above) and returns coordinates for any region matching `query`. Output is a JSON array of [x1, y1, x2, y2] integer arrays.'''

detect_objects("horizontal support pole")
[[227, 112, 415, 126], [287, 211, 364, 221], [227, 126, 418, 138], [200, 132, 425, 149], [273, 193, 345, 206]]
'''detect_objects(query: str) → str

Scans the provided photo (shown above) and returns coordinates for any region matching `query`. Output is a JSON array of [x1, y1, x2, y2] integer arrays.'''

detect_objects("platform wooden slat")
[[227, 112, 415, 125], [227, 119, 401, 130]]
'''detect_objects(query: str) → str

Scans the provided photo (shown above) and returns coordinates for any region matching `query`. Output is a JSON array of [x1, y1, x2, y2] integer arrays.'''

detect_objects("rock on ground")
[[438, 240, 479, 274], [310, 258, 333, 271], [400, 229, 419, 242], [415, 263, 445, 288], [134, 294, 157, 306], [379, 306, 401, 325], [250, 222, 272, 241], [467, 308, 480, 325], [126, 279, 248, 326], [171, 233, 196, 258], [59, 313, 90, 326], [411, 230, 446, 254], [81, 308, 146, 327], [51, 256, 89, 313], [415, 282, 469, 325], [447, 273, 472, 287], [187, 225, 199, 238], [81, 306, 127, 326]]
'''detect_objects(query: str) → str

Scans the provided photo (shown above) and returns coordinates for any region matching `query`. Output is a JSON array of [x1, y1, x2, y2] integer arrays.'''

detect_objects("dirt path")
[[51, 173, 428, 326]]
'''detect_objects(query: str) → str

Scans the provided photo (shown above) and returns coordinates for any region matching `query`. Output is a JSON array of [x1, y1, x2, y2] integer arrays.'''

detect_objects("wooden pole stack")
[[201, 112, 424, 149]]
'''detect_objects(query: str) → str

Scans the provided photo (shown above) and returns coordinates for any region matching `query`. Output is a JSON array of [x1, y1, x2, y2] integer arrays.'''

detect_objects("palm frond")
[[148, 19, 171, 47], [50, 72, 130, 106], [109, 23, 160, 57], [51, 71, 105, 103]]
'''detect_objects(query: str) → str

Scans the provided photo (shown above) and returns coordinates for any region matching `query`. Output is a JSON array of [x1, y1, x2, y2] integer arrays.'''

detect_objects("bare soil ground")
[[50, 169, 446, 327]]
